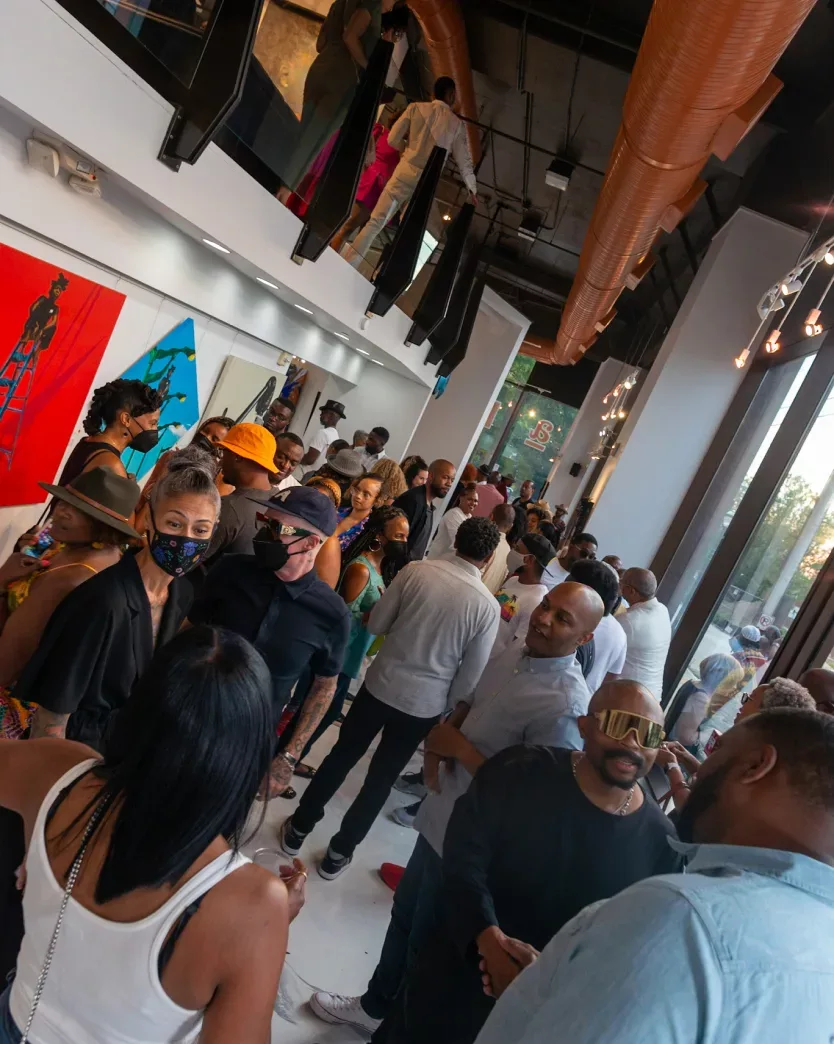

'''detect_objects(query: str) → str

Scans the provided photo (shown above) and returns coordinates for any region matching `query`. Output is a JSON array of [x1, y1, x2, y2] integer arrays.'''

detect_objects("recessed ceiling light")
[[294, 304, 313, 315], [355, 348, 370, 356], [257, 277, 279, 289], [371, 359, 384, 366], [334, 332, 350, 341], [202, 238, 230, 253]]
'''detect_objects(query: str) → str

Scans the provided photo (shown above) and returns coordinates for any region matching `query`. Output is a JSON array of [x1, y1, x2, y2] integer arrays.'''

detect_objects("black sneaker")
[[278, 816, 308, 858], [318, 845, 353, 880], [393, 770, 427, 799]]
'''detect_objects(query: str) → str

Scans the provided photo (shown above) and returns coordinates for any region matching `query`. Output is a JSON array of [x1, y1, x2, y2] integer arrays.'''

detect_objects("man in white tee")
[[617, 568, 671, 698], [347, 76, 477, 269], [567, 559, 627, 693], [542, 532, 598, 590], [299, 400, 345, 471], [273, 432, 304, 491], [490, 532, 553, 660]]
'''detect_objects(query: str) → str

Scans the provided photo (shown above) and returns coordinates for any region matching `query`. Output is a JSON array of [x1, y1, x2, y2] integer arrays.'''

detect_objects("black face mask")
[[129, 424, 159, 455], [191, 433, 218, 458], [384, 539, 409, 565], [253, 527, 307, 573]]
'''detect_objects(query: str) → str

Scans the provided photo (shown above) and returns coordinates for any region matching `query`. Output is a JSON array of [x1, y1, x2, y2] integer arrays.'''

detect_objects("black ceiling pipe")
[[291, 38, 393, 263], [405, 202, 475, 346], [365, 145, 447, 317]]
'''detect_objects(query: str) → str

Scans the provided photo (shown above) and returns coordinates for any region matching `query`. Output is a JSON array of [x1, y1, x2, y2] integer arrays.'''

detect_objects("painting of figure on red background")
[[0, 243, 125, 507]]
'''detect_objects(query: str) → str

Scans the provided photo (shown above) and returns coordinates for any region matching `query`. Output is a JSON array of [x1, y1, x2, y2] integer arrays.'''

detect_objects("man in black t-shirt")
[[189, 486, 350, 797], [378, 680, 679, 1044]]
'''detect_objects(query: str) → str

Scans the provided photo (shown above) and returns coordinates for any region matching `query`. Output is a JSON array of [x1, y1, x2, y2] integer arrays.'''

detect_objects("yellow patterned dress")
[[0, 551, 96, 739]]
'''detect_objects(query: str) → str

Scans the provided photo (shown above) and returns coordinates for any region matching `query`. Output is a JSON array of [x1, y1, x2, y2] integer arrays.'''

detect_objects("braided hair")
[[343, 505, 407, 587], [83, 379, 163, 436]]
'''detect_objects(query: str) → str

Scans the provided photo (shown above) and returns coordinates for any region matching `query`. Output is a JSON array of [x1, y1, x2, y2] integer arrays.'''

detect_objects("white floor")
[[240, 722, 421, 1043]]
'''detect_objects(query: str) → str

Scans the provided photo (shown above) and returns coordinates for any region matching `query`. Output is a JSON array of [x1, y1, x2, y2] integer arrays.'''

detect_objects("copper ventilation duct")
[[525, 0, 816, 366], [409, 0, 481, 164]]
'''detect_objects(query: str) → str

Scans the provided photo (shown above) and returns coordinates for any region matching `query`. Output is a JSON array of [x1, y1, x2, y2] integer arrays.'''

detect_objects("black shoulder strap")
[[575, 637, 596, 679]]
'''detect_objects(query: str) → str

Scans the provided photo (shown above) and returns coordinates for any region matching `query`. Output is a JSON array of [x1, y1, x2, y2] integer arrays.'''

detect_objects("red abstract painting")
[[0, 244, 125, 507]]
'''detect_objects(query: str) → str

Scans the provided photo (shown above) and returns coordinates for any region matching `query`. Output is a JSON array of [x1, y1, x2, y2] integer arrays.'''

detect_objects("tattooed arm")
[[29, 706, 70, 740], [268, 675, 338, 792]]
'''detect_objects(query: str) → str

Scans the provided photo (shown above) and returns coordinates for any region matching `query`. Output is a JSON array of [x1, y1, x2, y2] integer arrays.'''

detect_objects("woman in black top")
[[16, 448, 220, 748], [59, 378, 163, 485]]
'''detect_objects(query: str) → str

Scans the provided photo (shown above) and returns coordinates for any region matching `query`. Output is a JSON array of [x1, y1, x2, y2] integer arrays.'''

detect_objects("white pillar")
[[543, 358, 630, 513], [405, 286, 531, 485], [586, 208, 808, 567]]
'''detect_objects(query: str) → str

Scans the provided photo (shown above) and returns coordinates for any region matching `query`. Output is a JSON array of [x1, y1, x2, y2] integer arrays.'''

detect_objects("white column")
[[586, 208, 808, 567], [543, 358, 629, 513], [405, 286, 531, 485]]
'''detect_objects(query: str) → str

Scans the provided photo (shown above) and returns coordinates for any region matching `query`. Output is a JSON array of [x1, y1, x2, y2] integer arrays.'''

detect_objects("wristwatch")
[[278, 750, 298, 768]]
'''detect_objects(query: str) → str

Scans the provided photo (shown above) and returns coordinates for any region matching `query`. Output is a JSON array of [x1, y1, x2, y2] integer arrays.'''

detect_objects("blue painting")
[[121, 319, 199, 481]]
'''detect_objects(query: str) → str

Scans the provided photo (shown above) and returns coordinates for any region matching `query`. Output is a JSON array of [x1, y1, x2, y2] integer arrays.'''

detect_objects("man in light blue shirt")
[[475, 707, 834, 1044], [309, 582, 603, 1037]]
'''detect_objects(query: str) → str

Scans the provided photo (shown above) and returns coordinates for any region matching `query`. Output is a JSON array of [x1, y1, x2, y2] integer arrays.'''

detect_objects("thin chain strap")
[[20, 793, 113, 1044]]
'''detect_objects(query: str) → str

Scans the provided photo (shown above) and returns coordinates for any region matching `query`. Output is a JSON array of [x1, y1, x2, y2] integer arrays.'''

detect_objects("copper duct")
[[409, 0, 481, 164], [526, 0, 816, 365]]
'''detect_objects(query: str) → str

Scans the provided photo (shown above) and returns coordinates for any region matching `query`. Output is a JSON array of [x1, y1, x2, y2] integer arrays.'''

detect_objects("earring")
[[369, 537, 382, 551]]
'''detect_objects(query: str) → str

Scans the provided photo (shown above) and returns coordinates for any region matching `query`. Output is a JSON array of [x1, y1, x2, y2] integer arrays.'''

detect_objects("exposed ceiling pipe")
[[408, 0, 481, 164], [529, 0, 816, 366]]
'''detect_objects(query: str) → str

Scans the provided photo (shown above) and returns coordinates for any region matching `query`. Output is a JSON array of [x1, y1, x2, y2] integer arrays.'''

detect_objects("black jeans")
[[292, 686, 439, 858]]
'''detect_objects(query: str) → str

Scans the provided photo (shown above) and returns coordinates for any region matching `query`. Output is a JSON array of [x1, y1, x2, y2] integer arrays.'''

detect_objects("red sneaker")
[[378, 862, 405, 891]]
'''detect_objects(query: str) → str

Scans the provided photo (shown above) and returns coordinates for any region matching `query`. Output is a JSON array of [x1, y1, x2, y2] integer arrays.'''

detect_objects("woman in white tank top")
[[0, 625, 307, 1043]]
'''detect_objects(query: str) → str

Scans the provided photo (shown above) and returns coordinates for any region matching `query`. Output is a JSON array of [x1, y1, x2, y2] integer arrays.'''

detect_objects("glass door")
[[667, 369, 834, 734]]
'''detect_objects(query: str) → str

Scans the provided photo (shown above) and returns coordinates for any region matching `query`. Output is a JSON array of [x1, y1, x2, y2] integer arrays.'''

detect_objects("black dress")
[[58, 439, 123, 486], [13, 551, 192, 749]]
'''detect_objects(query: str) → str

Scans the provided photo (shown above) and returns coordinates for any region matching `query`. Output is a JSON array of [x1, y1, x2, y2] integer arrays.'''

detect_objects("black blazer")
[[15, 551, 192, 749], [394, 485, 435, 561]]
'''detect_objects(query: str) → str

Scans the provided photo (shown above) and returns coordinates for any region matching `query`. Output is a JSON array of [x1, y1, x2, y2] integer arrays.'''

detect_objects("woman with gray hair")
[[13, 446, 220, 750]]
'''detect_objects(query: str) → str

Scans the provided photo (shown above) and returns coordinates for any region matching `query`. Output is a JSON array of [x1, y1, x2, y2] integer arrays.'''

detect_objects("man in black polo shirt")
[[188, 486, 350, 796], [395, 458, 456, 561]]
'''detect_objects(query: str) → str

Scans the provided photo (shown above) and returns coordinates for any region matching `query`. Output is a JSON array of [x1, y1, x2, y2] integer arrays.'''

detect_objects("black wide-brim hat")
[[321, 399, 347, 420], [40, 466, 142, 540]]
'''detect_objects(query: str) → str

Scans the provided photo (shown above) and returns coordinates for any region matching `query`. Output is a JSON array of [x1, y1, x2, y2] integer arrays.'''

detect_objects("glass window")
[[667, 355, 815, 630], [493, 390, 577, 493], [97, 0, 222, 86], [669, 372, 834, 739]]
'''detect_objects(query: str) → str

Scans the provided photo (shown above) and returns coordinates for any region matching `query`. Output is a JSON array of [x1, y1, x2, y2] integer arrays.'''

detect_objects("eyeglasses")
[[740, 692, 753, 705], [255, 513, 314, 540], [592, 709, 665, 749]]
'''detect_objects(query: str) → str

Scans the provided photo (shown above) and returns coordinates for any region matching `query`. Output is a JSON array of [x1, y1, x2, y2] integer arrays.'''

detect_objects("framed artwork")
[[0, 244, 125, 507], [280, 358, 309, 406], [203, 355, 289, 426], [121, 318, 200, 481]]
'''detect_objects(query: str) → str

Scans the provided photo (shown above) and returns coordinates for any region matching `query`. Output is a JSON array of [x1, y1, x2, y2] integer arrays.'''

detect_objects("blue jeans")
[[363, 835, 442, 1023], [0, 985, 22, 1043]]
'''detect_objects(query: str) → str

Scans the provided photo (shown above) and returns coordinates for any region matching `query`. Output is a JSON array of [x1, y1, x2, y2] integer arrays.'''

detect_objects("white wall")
[[0, 102, 365, 387], [587, 208, 808, 568], [543, 358, 625, 513], [0, 0, 439, 386], [0, 222, 291, 562]]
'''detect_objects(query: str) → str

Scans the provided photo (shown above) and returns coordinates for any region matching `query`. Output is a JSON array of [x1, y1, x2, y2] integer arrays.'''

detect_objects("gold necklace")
[[571, 752, 635, 816]]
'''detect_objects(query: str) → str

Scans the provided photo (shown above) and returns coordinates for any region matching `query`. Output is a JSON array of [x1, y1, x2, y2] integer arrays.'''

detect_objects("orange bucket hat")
[[218, 423, 278, 474]]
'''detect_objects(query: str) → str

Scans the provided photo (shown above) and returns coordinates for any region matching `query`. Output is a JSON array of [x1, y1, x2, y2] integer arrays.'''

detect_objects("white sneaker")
[[309, 991, 382, 1034]]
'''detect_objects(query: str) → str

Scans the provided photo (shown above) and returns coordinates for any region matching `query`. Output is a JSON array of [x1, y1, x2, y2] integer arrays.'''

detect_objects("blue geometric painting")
[[121, 319, 199, 481]]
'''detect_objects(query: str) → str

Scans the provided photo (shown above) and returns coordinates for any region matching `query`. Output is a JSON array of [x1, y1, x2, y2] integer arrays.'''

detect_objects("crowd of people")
[[1, 375, 834, 1042]]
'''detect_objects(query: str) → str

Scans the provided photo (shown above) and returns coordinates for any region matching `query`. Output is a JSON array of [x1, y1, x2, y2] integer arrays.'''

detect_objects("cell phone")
[[704, 729, 722, 756], [22, 529, 55, 559]]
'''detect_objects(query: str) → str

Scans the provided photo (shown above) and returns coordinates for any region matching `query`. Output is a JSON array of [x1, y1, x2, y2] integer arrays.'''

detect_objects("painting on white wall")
[[202, 356, 289, 427]]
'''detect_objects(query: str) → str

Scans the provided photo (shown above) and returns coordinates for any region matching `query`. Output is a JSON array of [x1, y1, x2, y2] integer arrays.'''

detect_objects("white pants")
[[346, 164, 422, 269]]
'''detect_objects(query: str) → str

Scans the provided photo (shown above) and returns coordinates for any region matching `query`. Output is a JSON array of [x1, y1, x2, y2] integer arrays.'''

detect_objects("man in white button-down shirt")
[[347, 76, 478, 268]]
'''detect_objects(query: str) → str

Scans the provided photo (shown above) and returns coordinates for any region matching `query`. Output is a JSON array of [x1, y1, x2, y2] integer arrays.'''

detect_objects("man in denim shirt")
[[475, 707, 834, 1044]]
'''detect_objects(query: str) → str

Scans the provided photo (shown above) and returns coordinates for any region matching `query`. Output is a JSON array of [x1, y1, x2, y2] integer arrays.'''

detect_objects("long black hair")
[[63, 626, 273, 904], [342, 505, 407, 587], [82, 379, 163, 435]]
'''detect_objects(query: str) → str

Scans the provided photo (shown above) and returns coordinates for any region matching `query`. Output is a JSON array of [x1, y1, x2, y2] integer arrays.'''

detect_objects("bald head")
[[491, 503, 516, 533], [799, 668, 834, 715], [526, 581, 604, 659], [427, 459, 456, 501], [622, 567, 657, 604], [589, 679, 664, 725]]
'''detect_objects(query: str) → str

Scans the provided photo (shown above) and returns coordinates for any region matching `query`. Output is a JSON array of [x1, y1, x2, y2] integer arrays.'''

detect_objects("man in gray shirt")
[[281, 517, 502, 882], [308, 581, 604, 1038]]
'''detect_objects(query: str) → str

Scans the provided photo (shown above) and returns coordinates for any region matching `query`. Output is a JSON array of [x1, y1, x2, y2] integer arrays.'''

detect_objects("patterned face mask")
[[148, 509, 211, 577]]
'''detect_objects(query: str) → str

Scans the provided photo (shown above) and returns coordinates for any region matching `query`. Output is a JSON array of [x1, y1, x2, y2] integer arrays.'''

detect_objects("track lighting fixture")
[[804, 309, 822, 337], [826, 250, 834, 266], [780, 278, 802, 296], [734, 348, 750, 369]]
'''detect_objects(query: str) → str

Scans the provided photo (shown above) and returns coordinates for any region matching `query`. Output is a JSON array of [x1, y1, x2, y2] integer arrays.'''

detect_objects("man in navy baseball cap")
[[188, 483, 350, 797]]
